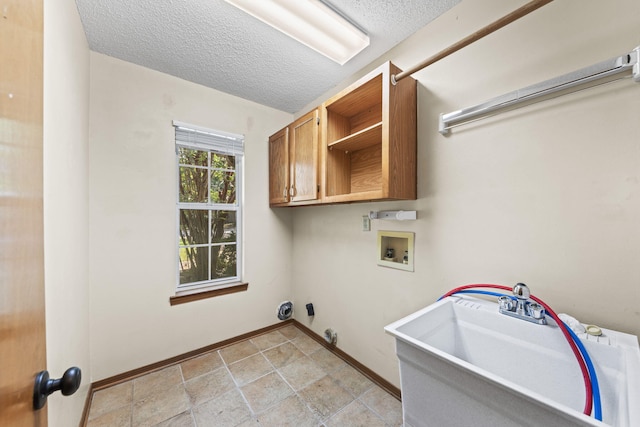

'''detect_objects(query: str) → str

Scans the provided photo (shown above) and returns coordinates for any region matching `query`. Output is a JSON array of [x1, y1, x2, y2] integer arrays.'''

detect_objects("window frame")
[[173, 121, 244, 296]]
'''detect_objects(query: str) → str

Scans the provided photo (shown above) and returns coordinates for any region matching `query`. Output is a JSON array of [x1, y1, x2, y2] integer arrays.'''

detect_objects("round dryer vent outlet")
[[324, 328, 338, 345], [277, 301, 293, 320]]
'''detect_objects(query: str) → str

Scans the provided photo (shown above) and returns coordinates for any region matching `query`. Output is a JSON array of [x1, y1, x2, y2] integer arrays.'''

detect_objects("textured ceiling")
[[75, 0, 460, 113]]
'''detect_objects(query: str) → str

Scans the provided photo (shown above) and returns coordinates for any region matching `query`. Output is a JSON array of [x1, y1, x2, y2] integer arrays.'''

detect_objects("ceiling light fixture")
[[224, 0, 369, 65]]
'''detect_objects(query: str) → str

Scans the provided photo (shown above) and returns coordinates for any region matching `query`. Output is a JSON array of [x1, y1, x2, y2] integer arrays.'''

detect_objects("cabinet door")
[[268, 127, 289, 205], [290, 109, 319, 202]]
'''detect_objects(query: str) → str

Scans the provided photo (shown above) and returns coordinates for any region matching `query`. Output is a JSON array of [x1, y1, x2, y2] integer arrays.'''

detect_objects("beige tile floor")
[[87, 325, 403, 427]]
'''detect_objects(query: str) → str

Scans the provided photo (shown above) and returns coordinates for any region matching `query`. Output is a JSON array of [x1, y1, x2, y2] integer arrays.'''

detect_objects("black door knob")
[[33, 366, 81, 410]]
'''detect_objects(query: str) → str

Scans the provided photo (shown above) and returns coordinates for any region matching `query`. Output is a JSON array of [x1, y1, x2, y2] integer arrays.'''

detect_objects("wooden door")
[[290, 109, 318, 202], [268, 127, 289, 205], [0, 0, 47, 426]]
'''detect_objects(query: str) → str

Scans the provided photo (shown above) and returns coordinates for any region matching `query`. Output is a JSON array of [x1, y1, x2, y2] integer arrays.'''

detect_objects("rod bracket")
[[438, 113, 449, 136], [632, 46, 640, 82], [369, 210, 416, 221]]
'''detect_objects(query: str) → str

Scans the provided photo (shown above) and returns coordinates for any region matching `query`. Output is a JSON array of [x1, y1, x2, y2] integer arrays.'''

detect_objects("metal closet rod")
[[391, 0, 554, 85], [439, 46, 640, 134]]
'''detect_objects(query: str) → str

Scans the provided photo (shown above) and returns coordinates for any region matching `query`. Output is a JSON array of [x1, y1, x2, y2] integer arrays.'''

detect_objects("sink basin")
[[385, 295, 640, 427]]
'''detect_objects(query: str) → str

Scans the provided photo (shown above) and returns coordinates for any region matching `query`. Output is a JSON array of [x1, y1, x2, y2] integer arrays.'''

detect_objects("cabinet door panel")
[[269, 127, 289, 205], [291, 110, 318, 202]]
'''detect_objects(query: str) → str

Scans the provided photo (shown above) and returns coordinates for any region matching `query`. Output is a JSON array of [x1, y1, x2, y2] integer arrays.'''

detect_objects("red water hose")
[[441, 284, 593, 416]]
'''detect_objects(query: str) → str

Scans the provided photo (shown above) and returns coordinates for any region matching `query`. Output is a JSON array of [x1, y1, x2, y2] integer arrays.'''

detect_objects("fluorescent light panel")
[[225, 0, 369, 65]]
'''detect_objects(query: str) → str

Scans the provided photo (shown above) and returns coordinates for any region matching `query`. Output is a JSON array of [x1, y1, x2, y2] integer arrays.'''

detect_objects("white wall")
[[43, 0, 91, 425], [88, 53, 293, 380], [292, 0, 640, 387]]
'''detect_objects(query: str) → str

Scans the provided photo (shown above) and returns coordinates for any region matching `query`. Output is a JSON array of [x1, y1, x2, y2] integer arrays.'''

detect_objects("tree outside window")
[[175, 125, 242, 290]]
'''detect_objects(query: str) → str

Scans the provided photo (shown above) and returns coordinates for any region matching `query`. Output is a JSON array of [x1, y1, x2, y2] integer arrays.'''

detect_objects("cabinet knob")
[[283, 186, 288, 199], [290, 186, 296, 197]]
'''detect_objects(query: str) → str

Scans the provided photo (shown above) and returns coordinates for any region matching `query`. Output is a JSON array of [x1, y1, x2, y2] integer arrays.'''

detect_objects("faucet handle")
[[498, 295, 514, 311], [529, 302, 545, 320], [513, 283, 530, 300]]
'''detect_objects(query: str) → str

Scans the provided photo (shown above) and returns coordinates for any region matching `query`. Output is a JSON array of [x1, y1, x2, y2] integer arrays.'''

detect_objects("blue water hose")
[[562, 320, 602, 421], [441, 289, 602, 421]]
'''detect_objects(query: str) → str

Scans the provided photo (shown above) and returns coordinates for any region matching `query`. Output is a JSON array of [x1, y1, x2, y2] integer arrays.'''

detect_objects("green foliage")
[[178, 148, 238, 285]]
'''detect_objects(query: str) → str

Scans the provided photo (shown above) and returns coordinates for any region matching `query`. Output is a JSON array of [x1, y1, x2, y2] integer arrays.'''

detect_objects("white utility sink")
[[385, 295, 640, 427]]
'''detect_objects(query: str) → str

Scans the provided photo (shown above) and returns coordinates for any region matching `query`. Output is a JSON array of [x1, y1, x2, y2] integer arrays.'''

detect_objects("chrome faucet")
[[498, 283, 546, 325]]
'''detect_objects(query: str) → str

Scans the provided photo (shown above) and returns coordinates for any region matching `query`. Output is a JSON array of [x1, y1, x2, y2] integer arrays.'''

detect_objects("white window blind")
[[173, 120, 244, 156]]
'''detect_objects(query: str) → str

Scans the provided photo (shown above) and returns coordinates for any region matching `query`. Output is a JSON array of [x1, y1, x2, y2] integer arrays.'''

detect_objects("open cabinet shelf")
[[323, 61, 417, 203], [328, 122, 382, 152]]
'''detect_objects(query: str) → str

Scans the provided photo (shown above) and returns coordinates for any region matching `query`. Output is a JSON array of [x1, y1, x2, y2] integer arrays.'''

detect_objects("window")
[[174, 121, 243, 294]]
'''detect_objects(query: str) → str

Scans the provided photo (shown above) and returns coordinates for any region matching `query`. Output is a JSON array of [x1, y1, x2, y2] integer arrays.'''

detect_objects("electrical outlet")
[[362, 215, 371, 231]]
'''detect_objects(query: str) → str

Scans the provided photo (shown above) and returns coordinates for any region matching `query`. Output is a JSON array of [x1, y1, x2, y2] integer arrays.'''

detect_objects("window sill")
[[169, 282, 248, 306]]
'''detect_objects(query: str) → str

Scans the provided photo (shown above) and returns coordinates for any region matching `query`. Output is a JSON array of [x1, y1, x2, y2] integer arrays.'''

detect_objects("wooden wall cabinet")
[[323, 61, 417, 203], [269, 61, 416, 207], [269, 109, 321, 206]]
